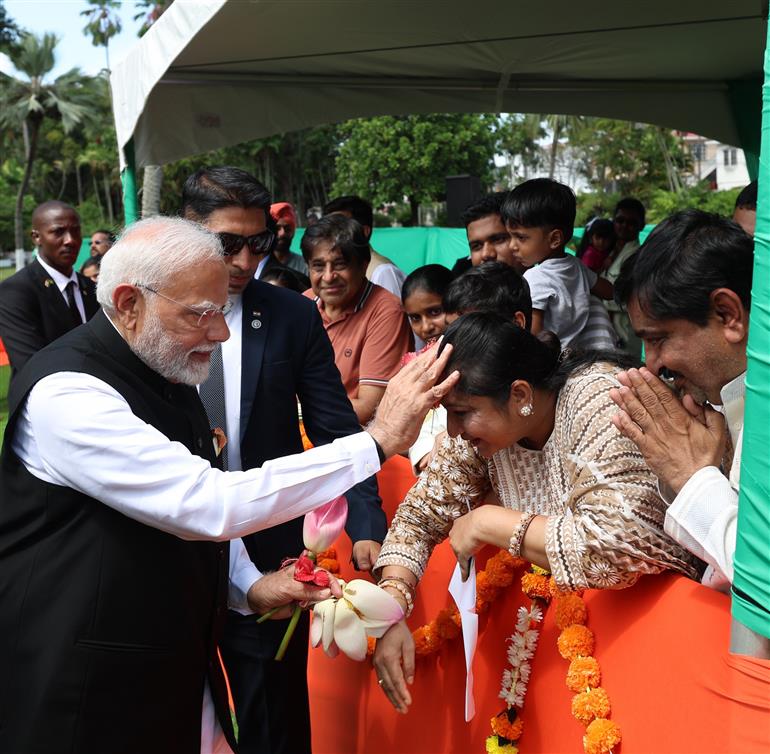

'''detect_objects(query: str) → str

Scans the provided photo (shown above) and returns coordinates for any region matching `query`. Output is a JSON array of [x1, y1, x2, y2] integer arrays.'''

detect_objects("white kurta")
[[12, 370, 380, 752]]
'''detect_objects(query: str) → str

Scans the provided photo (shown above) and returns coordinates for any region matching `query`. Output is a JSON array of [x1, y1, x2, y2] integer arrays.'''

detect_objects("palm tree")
[[0, 32, 97, 257]]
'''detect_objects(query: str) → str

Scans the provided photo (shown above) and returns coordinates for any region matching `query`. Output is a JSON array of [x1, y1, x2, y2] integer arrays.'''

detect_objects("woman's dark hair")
[[443, 262, 533, 330], [80, 257, 100, 274], [299, 213, 371, 266], [181, 166, 272, 221], [615, 209, 754, 325], [501, 178, 576, 242], [439, 312, 637, 405], [261, 267, 304, 293], [577, 218, 615, 258], [401, 264, 453, 304]]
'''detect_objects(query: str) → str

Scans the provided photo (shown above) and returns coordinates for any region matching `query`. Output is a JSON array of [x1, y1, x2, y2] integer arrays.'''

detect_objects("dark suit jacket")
[[234, 278, 385, 571], [258, 254, 311, 292], [0, 258, 99, 380]]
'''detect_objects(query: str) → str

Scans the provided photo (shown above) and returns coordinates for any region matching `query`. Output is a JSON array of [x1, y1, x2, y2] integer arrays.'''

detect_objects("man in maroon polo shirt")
[[302, 214, 412, 425]]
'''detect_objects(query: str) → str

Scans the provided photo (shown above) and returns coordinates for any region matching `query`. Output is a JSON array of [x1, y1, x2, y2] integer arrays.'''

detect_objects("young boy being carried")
[[501, 178, 617, 350]]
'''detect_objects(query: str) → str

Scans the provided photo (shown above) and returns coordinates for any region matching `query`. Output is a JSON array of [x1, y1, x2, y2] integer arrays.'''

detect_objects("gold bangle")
[[508, 512, 537, 558]]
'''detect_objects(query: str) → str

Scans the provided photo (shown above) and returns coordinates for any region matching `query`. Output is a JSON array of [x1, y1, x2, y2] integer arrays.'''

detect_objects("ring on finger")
[[378, 678, 385, 686]]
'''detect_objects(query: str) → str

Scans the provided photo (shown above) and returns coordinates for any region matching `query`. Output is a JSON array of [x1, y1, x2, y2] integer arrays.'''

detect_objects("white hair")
[[96, 216, 224, 312]]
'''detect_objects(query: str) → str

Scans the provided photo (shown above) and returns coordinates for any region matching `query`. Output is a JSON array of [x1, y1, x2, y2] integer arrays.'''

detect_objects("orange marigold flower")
[[521, 572, 551, 600], [316, 557, 340, 574], [557, 624, 595, 660], [413, 624, 443, 655], [571, 687, 611, 725], [555, 593, 588, 630], [583, 718, 621, 754], [316, 547, 337, 560], [566, 656, 601, 692], [490, 711, 524, 741], [366, 636, 376, 656], [477, 570, 501, 603], [436, 608, 462, 640]]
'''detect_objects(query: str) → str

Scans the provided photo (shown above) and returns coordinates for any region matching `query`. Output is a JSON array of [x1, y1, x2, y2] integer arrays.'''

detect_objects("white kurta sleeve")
[[228, 538, 262, 614], [13, 372, 380, 542], [664, 465, 738, 586]]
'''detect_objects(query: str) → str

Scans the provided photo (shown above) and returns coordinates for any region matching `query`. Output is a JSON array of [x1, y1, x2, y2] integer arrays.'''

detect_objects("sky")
[[1, 0, 144, 76]]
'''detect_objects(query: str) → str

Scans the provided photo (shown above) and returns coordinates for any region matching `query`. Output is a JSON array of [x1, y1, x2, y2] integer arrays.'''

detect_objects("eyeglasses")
[[217, 230, 275, 256], [137, 284, 232, 327]]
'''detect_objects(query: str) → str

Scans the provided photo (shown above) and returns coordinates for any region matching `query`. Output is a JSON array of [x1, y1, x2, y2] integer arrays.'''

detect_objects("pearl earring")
[[519, 403, 533, 417]]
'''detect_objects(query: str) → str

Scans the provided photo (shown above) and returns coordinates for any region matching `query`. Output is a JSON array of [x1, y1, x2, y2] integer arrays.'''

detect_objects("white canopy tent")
[[111, 0, 767, 170]]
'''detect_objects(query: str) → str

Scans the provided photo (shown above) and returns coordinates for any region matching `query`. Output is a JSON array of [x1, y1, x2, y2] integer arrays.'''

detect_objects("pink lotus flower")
[[303, 495, 348, 553]]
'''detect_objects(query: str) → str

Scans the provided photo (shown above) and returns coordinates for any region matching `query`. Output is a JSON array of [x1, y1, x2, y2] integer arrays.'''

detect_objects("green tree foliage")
[[0, 32, 100, 250], [332, 114, 499, 225], [564, 117, 692, 200], [81, 0, 122, 71], [0, 0, 21, 53], [496, 113, 544, 183], [158, 124, 341, 218]]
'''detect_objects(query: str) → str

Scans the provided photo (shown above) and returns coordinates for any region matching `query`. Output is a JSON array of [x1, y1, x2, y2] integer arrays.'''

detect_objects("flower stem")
[[256, 606, 281, 624], [274, 605, 302, 661]]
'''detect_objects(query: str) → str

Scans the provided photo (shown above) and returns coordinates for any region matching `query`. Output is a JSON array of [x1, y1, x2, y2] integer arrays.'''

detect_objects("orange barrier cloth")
[[0, 337, 8, 367], [308, 456, 770, 753]]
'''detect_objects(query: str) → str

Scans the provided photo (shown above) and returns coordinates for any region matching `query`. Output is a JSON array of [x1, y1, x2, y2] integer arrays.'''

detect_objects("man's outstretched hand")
[[368, 342, 459, 460]]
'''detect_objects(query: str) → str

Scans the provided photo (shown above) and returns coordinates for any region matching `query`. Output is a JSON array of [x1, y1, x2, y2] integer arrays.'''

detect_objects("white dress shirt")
[[12, 369, 380, 753], [36, 254, 86, 322], [369, 262, 406, 299], [663, 372, 744, 592], [221, 294, 243, 471]]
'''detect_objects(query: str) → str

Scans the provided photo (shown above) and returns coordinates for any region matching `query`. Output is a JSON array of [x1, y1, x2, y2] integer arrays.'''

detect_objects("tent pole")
[[730, 18, 770, 656], [121, 138, 139, 225], [728, 79, 762, 181]]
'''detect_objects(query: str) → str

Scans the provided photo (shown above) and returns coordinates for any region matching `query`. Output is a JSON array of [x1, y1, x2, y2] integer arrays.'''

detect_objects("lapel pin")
[[44, 278, 54, 288], [251, 319, 262, 330]]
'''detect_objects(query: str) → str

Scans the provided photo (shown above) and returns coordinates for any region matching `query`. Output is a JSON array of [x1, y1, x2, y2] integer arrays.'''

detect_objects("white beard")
[[132, 308, 214, 386]]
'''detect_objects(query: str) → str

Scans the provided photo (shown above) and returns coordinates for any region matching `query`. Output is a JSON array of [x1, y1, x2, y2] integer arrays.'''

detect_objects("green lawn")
[[0, 266, 16, 282]]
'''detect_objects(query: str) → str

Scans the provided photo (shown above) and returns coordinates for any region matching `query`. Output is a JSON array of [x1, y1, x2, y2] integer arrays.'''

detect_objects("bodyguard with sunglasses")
[[181, 167, 387, 754]]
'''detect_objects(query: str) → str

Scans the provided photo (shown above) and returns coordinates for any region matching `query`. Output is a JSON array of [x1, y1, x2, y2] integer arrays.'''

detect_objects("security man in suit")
[[0, 201, 100, 380], [182, 167, 387, 754]]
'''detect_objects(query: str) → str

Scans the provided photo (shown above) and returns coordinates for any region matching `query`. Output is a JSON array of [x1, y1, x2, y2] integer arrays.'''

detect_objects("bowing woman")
[[372, 312, 702, 712]]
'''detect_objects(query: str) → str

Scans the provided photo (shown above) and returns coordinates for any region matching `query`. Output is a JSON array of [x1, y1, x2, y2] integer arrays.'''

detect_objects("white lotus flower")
[[309, 580, 404, 661]]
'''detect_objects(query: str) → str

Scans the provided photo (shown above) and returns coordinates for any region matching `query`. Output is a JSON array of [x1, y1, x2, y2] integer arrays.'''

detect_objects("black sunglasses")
[[217, 230, 275, 256]]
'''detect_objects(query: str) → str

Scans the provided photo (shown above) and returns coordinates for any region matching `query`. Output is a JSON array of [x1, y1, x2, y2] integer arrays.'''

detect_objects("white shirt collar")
[[36, 254, 78, 293], [719, 371, 746, 445]]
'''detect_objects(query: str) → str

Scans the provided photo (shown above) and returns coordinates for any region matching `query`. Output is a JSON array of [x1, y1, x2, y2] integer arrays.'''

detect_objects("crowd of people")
[[0, 168, 759, 753]]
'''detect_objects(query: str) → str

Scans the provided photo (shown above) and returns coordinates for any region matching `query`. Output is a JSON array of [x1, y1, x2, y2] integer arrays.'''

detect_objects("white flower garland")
[[499, 603, 544, 708]]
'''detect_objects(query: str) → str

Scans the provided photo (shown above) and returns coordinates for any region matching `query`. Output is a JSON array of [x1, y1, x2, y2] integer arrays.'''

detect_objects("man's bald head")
[[31, 200, 78, 229], [30, 201, 82, 276]]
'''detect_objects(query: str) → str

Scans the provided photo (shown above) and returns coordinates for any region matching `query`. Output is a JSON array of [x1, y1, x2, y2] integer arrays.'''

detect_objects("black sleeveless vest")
[[0, 311, 236, 753]]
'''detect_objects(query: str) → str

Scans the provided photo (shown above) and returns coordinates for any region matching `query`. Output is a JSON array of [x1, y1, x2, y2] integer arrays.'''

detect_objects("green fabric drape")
[[731, 27, 770, 640]]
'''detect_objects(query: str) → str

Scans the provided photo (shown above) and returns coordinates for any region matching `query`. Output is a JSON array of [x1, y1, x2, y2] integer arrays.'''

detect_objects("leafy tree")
[[496, 113, 544, 183], [134, 0, 173, 36], [333, 114, 498, 225], [0, 32, 99, 251], [0, 0, 21, 53], [563, 117, 691, 200], [81, 0, 122, 71]]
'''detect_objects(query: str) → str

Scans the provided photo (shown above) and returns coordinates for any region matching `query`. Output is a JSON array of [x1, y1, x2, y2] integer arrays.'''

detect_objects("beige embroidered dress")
[[376, 362, 701, 591]]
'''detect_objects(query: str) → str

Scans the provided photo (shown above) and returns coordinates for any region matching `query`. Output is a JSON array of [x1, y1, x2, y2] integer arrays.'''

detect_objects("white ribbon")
[[448, 559, 478, 721]]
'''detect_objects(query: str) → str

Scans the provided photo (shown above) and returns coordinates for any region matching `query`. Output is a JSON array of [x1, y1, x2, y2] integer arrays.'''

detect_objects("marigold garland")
[[554, 592, 588, 630], [571, 686, 611, 724], [403, 551, 525, 658], [583, 718, 622, 754], [553, 592, 622, 753], [566, 656, 601, 692], [556, 623, 595, 660], [484, 735, 519, 754]]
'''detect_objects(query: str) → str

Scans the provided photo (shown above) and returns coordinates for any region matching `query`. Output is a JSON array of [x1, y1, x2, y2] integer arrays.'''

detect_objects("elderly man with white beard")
[[0, 216, 458, 754]]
